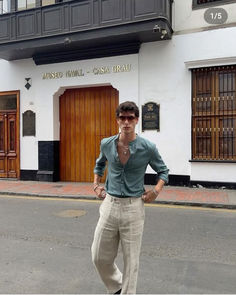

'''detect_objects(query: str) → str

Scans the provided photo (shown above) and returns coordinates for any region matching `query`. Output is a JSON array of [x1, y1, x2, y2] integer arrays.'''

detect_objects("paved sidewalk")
[[0, 179, 236, 209]]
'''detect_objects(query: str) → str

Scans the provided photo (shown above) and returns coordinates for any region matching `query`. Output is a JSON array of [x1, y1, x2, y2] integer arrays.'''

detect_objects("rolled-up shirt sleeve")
[[149, 145, 169, 184], [94, 141, 107, 177]]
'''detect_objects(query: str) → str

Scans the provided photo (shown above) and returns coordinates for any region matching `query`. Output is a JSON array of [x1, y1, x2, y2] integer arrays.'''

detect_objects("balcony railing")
[[0, 0, 173, 63]]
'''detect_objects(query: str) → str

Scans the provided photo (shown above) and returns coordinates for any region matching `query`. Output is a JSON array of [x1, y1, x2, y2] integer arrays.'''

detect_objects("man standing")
[[91, 101, 168, 294]]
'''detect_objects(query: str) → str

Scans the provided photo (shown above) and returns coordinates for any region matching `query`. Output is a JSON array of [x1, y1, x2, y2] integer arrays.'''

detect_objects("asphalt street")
[[0, 194, 236, 294]]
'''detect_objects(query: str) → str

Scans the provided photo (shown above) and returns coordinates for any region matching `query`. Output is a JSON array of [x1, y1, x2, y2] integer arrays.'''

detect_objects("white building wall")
[[139, 26, 236, 183], [0, 55, 139, 171], [139, 40, 191, 177]]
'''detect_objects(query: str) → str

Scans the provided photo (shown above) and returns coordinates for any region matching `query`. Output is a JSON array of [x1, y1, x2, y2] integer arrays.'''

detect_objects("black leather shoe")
[[114, 289, 121, 294]]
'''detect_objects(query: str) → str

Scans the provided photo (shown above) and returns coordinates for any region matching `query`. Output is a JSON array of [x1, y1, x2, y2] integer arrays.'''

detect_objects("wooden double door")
[[59, 86, 119, 182], [0, 91, 20, 178]]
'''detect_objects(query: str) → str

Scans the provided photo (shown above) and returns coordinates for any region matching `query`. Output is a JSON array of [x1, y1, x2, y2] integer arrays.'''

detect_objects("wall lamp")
[[160, 29, 167, 39], [153, 25, 168, 39]]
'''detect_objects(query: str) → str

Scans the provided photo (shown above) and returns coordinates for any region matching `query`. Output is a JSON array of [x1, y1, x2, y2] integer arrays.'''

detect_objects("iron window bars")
[[192, 66, 236, 161]]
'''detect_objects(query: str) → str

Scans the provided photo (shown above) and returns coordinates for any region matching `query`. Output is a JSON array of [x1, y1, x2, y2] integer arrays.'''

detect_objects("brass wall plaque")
[[142, 102, 160, 131], [23, 110, 36, 136]]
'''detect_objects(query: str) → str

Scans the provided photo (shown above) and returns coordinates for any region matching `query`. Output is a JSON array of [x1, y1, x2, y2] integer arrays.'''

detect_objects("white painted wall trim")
[[185, 56, 236, 69]]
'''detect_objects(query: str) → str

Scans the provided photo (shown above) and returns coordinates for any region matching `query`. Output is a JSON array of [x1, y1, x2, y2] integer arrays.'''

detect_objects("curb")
[[1, 191, 236, 210], [155, 200, 236, 210], [0, 191, 97, 200]]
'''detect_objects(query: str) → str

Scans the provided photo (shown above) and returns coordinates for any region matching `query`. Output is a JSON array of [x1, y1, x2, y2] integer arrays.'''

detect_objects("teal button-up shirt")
[[94, 134, 169, 198]]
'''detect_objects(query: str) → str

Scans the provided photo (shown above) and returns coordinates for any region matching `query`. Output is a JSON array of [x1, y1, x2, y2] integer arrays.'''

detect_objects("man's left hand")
[[142, 190, 158, 203]]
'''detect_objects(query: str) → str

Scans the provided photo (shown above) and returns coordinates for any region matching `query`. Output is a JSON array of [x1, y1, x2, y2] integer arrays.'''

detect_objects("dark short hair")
[[116, 101, 139, 118]]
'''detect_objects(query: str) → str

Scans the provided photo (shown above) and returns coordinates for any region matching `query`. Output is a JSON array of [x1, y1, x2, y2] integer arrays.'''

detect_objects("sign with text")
[[23, 110, 36, 136], [142, 102, 160, 131], [42, 64, 132, 80]]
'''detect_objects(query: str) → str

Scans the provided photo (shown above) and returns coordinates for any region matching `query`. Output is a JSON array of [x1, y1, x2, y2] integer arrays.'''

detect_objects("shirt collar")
[[115, 133, 138, 145]]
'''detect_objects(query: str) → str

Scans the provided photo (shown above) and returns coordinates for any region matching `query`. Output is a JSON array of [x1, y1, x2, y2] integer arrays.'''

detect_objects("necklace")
[[118, 140, 130, 155], [122, 145, 129, 155]]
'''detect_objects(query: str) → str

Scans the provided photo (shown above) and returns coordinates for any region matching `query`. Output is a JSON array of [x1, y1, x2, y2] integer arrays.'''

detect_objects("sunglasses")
[[118, 115, 136, 121]]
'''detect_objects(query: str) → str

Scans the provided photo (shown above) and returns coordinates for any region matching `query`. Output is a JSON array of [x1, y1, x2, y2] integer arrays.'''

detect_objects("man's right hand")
[[94, 185, 106, 199]]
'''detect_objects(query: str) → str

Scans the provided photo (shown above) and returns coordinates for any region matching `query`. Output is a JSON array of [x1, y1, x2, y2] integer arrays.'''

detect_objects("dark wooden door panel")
[[0, 113, 7, 176], [0, 112, 18, 178]]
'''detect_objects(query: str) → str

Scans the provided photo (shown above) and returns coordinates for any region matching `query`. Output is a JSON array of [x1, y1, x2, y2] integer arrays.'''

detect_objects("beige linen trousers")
[[91, 193, 145, 294]]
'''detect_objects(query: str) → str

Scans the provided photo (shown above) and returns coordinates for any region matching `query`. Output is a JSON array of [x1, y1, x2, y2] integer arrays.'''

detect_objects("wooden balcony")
[[0, 0, 173, 64]]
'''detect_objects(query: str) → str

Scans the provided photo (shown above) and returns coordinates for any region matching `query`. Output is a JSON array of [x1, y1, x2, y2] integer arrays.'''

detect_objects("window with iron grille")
[[193, 0, 236, 8], [192, 66, 236, 161]]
